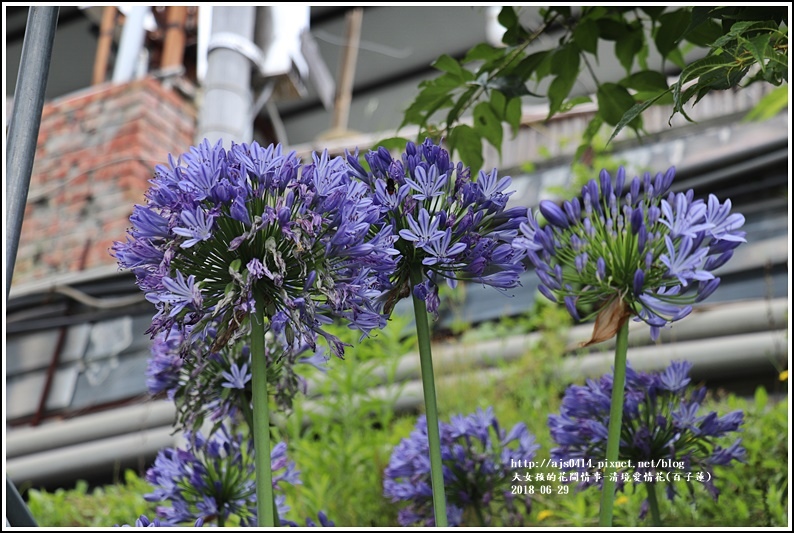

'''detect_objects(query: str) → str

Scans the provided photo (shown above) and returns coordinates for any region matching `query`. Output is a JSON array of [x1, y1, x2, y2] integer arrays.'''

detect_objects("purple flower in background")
[[548, 360, 745, 514], [513, 167, 745, 342], [346, 139, 526, 316], [145, 424, 299, 527], [113, 139, 398, 360], [384, 407, 539, 526]]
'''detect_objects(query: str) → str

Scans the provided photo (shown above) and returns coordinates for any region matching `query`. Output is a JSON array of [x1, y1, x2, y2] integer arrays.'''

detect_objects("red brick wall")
[[14, 77, 196, 285]]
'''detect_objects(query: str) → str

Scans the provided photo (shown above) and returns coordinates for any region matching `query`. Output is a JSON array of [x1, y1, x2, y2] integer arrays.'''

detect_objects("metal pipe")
[[7, 427, 179, 487], [5, 7, 59, 525], [111, 6, 148, 83], [7, 401, 176, 459], [197, 6, 256, 146], [5, 6, 59, 301]]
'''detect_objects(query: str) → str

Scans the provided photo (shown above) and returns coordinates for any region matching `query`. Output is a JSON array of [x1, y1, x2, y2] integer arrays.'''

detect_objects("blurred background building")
[[4, 6, 788, 492]]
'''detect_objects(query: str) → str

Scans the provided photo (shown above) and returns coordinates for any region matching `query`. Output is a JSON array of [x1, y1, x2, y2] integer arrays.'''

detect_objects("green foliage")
[[274, 311, 416, 526], [26, 307, 789, 527], [394, 6, 788, 172], [26, 470, 157, 527]]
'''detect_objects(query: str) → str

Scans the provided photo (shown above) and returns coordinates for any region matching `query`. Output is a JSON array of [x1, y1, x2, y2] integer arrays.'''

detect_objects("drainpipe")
[[5, 7, 59, 526], [111, 6, 148, 83], [197, 6, 256, 147]]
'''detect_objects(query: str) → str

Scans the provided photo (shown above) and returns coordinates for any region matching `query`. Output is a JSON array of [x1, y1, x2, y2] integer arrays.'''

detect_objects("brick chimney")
[[14, 77, 196, 285]]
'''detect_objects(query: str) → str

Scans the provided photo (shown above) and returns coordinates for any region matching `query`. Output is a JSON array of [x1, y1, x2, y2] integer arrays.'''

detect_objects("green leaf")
[[509, 51, 549, 81], [607, 89, 670, 144], [573, 18, 599, 55], [445, 86, 479, 130], [744, 33, 772, 70], [551, 44, 581, 79], [597, 83, 639, 126], [487, 75, 538, 99], [655, 9, 692, 57], [684, 18, 723, 46], [505, 96, 522, 135], [615, 29, 643, 73], [463, 43, 505, 63], [498, 6, 529, 45], [473, 102, 503, 154], [432, 54, 464, 77], [743, 85, 788, 122], [547, 74, 578, 118], [498, 6, 519, 30], [401, 90, 454, 129], [490, 90, 507, 118], [622, 70, 669, 92], [640, 7, 665, 20], [448, 124, 483, 173], [597, 18, 629, 41]]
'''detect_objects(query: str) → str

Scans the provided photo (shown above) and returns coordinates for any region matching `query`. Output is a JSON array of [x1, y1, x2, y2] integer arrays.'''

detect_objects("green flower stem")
[[409, 266, 448, 527], [646, 481, 662, 526], [598, 319, 630, 526], [251, 292, 276, 528]]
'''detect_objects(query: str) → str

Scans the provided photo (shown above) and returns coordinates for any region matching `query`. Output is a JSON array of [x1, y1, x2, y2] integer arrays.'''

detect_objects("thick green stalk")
[[598, 319, 630, 526], [409, 266, 448, 527], [251, 292, 276, 527], [646, 481, 662, 526]]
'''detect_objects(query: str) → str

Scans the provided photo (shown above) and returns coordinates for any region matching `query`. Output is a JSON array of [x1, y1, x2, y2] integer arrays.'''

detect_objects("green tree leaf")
[[551, 44, 581, 79], [607, 89, 671, 144], [473, 102, 503, 154], [597, 83, 638, 126], [448, 124, 483, 172], [615, 27, 644, 73], [505, 96, 522, 135], [547, 74, 578, 119], [573, 18, 599, 55], [655, 9, 692, 57], [432, 54, 464, 77], [621, 70, 669, 92], [463, 43, 505, 63]]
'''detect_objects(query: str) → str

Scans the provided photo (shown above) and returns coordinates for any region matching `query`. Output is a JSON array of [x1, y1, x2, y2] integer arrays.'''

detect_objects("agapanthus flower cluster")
[[513, 167, 745, 340], [146, 324, 328, 427], [548, 360, 745, 513], [145, 424, 299, 526], [346, 139, 527, 315], [116, 515, 204, 527], [384, 407, 540, 526], [113, 139, 398, 359]]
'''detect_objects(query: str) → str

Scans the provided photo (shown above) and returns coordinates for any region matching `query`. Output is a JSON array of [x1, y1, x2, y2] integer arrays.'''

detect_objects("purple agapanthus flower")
[[113, 139, 398, 359], [145, 424, 299, 527], [548, 360, 745, 516], [384, 407, 539, 526], [116, 516, 205, 527], [513, 167, 745, 341], [145, 324, 329, 427], [346, 139, 526, 316]]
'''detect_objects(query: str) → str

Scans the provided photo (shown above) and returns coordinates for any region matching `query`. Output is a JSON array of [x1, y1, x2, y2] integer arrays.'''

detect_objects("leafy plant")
[[392, 6, 788, 172], [26, 470, 157, 527]]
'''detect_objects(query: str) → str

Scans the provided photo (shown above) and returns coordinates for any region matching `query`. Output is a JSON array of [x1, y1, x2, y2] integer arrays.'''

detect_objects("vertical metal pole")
[[5, 6, 58, 299], [5, 5, 58, 524]]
